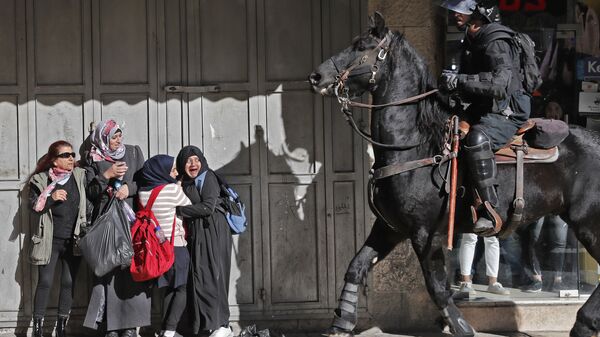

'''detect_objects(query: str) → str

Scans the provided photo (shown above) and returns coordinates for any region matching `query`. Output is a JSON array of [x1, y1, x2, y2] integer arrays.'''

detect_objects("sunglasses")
[[57, 152, 76, 159]]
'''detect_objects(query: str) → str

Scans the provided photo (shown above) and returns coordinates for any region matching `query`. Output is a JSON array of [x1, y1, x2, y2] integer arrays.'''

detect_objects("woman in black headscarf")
[[176, 146, 233, 337]]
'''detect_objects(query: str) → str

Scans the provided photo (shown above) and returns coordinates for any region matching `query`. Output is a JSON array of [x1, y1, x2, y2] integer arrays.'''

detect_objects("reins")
[[333, 33, 460, 237]]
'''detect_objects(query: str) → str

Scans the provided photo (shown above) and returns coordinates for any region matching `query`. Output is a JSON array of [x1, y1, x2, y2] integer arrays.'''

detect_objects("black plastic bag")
[[79, 197, 134, 277]]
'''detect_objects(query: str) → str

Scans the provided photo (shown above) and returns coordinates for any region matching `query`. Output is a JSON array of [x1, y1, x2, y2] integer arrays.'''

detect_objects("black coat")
[[82, 144, 152, 331], [177, 170, 232, 333], [457, 23, 531, 150]]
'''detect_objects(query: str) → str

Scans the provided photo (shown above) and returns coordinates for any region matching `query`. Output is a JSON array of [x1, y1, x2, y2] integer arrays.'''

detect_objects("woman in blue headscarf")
[[138, 155, 191, 337]]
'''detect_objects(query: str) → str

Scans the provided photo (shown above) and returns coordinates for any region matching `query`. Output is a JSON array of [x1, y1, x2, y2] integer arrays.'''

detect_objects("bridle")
[[329, 31, 457, 181], [330, 32, 440, 151], [333, 31, 393, 90]]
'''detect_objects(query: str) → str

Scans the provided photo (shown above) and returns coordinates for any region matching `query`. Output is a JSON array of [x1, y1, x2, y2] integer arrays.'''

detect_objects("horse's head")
[[309, 12, 391, 98]]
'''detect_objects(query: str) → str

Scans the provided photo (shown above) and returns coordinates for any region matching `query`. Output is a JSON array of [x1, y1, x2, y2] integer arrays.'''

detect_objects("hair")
[[29, 140, 75, 180], [391, 32, 448, 152]]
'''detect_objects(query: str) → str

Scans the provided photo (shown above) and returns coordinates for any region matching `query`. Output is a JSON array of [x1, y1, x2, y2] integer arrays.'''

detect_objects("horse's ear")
[[370, 11, 387, 39]]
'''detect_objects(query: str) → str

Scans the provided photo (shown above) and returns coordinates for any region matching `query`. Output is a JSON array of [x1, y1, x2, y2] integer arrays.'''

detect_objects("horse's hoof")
[[441, 306, 475, 337], [323, 326, 354, 337], [570, 321, 597, 337]]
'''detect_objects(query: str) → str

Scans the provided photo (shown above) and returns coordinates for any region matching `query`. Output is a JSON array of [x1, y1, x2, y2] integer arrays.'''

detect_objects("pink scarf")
[[33, 167, 73, 212]]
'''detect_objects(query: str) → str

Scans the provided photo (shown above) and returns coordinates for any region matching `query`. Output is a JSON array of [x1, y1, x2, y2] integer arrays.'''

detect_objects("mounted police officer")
[[438, 0, 531, 236]]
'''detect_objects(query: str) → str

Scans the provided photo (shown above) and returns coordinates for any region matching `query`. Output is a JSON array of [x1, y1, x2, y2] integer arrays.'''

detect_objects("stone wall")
[[362, 0, 446, 332]]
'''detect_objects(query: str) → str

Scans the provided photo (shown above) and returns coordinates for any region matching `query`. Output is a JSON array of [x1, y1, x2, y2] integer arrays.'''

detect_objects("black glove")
[[439, 70, 459, 93]]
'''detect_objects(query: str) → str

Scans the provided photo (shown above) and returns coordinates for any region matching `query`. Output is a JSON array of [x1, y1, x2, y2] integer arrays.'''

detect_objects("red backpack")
[[130, 185, 175, 282]]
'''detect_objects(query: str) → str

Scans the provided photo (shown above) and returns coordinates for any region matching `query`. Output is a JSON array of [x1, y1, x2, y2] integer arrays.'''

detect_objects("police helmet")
[[439, 0, 477, 15], [440, 0, 500, 23]]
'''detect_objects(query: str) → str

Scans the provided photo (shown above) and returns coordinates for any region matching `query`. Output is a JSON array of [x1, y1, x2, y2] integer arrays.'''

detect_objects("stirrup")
[[471, 201, 502, 236]]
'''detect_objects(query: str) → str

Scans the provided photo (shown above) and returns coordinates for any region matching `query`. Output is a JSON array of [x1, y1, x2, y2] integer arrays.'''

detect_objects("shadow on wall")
[[9, 185, 32, 337]]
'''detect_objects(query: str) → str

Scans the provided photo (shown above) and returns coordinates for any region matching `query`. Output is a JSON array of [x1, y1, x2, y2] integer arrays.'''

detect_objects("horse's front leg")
[[328, 219, 405, 337], [411, 228, 475, 337]]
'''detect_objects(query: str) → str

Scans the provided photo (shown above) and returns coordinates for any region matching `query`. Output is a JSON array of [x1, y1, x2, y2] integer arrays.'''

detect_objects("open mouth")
[[188, 167, 199, 176]]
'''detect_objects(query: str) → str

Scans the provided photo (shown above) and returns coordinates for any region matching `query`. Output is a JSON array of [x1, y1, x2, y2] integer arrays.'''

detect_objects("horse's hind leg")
[[570, 227, 600, 337], [328, 219, 405, 337], [412, 229, 475, 337]]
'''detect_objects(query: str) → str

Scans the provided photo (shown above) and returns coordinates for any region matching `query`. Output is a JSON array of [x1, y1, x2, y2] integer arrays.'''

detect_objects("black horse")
[[309, 13, 600, 337]]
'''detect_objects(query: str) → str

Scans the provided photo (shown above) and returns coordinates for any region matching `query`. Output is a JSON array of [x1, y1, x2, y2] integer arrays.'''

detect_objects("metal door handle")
[[164, 85, 221, 93]]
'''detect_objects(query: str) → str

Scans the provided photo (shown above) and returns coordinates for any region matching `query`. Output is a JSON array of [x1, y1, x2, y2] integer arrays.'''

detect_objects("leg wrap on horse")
[[332, 246, 378, 333], [332, 283, 360, 332], [464, 131, 501, 234]]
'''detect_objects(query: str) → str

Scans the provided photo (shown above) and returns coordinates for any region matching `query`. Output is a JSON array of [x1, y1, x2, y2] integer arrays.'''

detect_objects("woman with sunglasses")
[[82, 120, 147, 337], [29, 140, 88, 337]]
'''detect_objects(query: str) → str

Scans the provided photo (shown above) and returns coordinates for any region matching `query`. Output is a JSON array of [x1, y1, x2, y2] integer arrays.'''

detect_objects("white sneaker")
[[487, 282, 510, 295], [209, 327, 234, 337], [459, 282, 476, 295]]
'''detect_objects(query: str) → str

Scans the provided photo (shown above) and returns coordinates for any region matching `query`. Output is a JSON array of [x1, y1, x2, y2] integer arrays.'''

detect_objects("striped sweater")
[[138, 183, 191, 247]]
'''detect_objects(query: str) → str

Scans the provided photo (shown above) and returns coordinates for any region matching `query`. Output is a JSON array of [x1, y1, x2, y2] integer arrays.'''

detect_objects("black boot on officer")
[[464, 129, 502, 236]]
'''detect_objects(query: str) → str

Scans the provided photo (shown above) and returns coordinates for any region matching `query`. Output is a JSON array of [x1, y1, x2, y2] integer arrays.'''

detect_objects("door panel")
[[199, 0, 249, 83], [34, 0, 83, 85], [99, 0, 149, 84], [228, 184, 255, 305], [35, 95, 85, 156], [332, 107, 356, 173], [0, 0, 17, 85], [264, 0, 315, 82], [0, 191, 23, 311], [269, 183, 319, 303], [266, 91, 318, 175], [0, 97, 20, 180], [201, 92, 252, 175]]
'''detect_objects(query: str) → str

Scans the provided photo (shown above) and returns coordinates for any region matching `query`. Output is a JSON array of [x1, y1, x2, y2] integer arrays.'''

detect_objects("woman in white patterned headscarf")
[[89, 119, 126, 162], [82, 119, 149, 337]]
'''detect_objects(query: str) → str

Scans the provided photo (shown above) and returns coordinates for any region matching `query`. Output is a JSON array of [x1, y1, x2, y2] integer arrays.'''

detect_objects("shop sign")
[[579, 92, 600, 113], [499, 0, 546, 12], [578, 57, 600, 80]]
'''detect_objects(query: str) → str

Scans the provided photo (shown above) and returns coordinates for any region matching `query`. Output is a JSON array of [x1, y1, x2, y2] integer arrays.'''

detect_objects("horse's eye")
[[357, 45, 366, 51]]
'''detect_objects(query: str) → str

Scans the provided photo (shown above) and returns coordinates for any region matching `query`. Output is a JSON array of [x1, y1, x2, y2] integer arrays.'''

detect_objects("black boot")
[[32, 317, 43, 337], [56, 315, 69, 337], [464, 130, 502, 235]]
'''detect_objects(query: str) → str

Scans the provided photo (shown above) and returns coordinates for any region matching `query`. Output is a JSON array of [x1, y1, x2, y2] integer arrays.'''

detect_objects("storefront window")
[[443, 0, 600, 301]]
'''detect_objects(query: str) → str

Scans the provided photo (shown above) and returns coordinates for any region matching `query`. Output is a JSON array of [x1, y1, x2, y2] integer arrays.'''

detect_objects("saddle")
[[460, 119, 565, 238], [459, 119, 559, 165]]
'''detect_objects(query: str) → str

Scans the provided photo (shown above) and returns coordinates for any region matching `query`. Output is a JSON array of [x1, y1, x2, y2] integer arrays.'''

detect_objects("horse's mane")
[[389, 31, 448, 152]]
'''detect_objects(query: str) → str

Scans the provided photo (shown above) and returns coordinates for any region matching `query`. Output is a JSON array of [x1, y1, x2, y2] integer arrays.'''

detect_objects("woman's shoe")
[[55, 315, 69, 337], [32, 317, 44, 337], [209, 326, 233, 337]]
